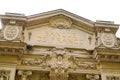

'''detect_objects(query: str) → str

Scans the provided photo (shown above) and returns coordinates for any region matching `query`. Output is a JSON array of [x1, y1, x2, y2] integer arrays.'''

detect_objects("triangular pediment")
[[27, 9, 94, 24], [24, 10, 96, 50], [26, 9, 94, 33]]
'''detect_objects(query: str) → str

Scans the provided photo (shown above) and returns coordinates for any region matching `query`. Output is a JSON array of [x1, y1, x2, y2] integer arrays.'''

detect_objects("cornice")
[[0, 41, 26, 56], [93, 48, 120, 62], [0, 41, 26, 49], [25, 9, 94, 29], [94, 48, 120, 55]]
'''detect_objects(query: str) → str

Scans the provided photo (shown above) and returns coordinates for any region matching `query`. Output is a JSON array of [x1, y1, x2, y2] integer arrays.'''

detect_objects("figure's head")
[[57, 54, 63, 61]]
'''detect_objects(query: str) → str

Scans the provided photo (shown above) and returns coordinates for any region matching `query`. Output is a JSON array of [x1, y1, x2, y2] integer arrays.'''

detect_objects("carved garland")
[[70, 56, 96, 69], [21, 56, 47, 67]]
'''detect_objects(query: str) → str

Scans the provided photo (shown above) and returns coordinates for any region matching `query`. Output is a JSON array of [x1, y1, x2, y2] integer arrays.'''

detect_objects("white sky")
[[0, 0, 120, 37]]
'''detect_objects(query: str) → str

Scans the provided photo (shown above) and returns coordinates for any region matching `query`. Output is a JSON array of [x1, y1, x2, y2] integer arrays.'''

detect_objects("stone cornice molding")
[[0, 41, 26, 56]]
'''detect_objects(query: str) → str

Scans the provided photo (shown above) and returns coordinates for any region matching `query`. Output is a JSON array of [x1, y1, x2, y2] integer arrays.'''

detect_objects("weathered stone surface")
[[0, 9, 120, 80]]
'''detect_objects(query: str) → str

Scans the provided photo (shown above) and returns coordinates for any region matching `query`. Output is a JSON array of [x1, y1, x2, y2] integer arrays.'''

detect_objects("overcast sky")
[[0, 0, 120, 37]]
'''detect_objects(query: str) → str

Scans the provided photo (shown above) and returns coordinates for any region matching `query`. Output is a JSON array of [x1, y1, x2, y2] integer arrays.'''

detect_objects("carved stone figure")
[[101, 33, 115, 47], [48, 53, 70, 80]]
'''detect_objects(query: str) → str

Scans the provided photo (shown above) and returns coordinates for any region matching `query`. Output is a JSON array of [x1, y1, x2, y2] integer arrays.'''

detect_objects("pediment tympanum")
[[23, 11, 96, 50], [24, 15, 95, 50]]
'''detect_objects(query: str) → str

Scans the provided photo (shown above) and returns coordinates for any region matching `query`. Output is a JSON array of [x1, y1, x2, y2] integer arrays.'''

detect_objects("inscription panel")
[[25, 25, 95, 49]]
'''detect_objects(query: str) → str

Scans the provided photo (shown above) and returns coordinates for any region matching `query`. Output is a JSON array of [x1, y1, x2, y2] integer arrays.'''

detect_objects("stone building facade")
[[0, 9, 120, 80]]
